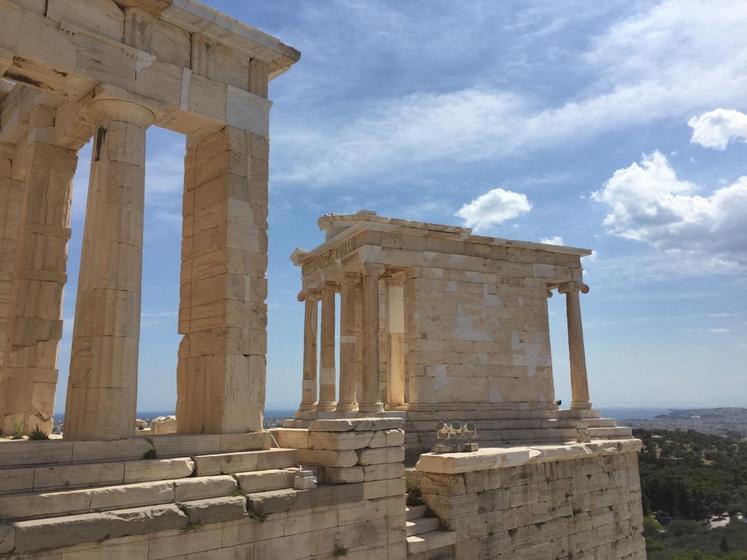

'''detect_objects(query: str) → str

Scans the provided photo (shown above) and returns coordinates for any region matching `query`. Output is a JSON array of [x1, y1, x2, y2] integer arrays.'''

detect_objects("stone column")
[[176, 127, 269, 434], [0, 144, 25, 433], [386, 272, 406, 408], [295, 289, 319, 416], [316, 282, 338, 412], [65, 98, 155, 441], [558, 281, 591, 410], [0, 107, 78, 436], [337, 272, 360, 412], [359, 264, 385, 414]]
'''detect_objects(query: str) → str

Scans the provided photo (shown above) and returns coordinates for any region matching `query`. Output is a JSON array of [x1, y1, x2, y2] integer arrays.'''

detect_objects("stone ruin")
[[0, 1, 647, 558]]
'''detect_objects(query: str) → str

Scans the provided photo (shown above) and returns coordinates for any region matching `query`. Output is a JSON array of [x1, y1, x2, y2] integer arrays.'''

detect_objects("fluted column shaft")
[[559, 281, 591, 410], [337, 272, 360, 412], [296, 290, 319, 414], [359, 264, 385, 414], [386, 273, 406, 407], [317, 283, 338, 412], [65, 99, 155, 440]]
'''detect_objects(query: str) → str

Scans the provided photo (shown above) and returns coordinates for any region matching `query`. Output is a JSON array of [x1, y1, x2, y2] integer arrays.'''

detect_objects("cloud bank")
[[593, 151, 747, 263]]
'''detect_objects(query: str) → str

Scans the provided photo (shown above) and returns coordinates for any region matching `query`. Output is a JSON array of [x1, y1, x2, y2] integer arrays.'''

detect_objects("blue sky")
[[57, 0, 747, 413]]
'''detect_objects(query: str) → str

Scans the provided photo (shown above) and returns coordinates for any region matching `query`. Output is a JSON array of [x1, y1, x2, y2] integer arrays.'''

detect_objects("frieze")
[[303, 239, 356, 274]]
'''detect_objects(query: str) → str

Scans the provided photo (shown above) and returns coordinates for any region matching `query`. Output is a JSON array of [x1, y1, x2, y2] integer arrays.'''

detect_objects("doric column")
[[295, 289, 319, 415], [558, 281, 591, 410], [176, 127, 269, 434], [337, 272, 361, 412], [386, 272, 406, 407], [65, 98, 155, 441], [359, 263, 385, 414], [316, 282, 338, 412], [0, 106, 78, 436]]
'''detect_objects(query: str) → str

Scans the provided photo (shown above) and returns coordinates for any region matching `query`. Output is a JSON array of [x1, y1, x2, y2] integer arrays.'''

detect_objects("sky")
[[56, 0, 747, 413]]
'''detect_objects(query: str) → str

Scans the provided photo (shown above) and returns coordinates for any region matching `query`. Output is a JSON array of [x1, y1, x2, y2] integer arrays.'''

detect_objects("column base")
[[335, 402, 357, 412], [294, 406, 317, 420], [571, 401, 593, 410], [315, 402, 337, 413]]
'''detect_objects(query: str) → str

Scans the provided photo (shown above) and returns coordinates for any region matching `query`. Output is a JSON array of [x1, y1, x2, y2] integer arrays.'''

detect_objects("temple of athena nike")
[[0, 1, 646, 558]]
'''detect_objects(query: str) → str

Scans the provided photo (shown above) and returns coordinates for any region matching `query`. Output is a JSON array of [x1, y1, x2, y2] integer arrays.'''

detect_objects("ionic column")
[[386, 272, 406, 408], [316, 282, 338, 412], [337, 272, 360, 412], [359, 264, 385, 414], [558, 281, 591, 410], [65, 98, 155, 440], [295, 289, 319, 416], [0, 106, 78, 436]]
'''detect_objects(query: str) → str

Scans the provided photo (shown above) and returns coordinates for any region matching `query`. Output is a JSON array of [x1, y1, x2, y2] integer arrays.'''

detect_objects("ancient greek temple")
[[0, 3, 646, 559], [286, 212, 631, 459], [0, 0, 300, 439]]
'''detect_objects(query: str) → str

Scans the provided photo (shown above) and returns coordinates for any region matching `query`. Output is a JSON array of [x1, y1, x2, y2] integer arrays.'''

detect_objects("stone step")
[[589, 426, 633, 437], [0, 457, 195, 496], [406, 530, 457, 555], [193, 448, 298, 476], [5, 496, 250, 556], [406, 504, 427, 521], [0, 432, 271, 468], [0, 472, 241, 521], [234, 467, 300, 493], [406, 516, 440, 536]]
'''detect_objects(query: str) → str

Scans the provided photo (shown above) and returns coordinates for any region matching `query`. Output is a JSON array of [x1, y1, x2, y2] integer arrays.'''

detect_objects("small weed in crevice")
[[180, 520, 203, 533], [231, 487, 245, 497], [10, 422, 24, 440], [248, 509, 268, 522], [143, 449, 157, 460], [29, 426, 49, 440], [332, 544, 349, 557]]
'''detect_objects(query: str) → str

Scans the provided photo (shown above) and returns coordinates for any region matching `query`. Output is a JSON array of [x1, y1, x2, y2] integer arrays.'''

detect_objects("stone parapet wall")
[[412, 439, 646, 560]]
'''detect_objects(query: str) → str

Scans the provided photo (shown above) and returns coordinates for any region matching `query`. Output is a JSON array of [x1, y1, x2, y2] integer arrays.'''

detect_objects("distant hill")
[[623, 408, 747, 440]]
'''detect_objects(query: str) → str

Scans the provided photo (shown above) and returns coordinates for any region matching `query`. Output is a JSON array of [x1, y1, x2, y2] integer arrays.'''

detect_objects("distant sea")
[[53, 409, 296, 423], [54, 408, 670, 423], [599, 407, 672, 420]]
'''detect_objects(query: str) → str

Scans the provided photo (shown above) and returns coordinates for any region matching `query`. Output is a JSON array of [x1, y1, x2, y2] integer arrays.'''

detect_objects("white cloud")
[[272, 0, 747, 186], [592, 151, 747, 264], [708, 328, 731, 334], [540, 236, 564, 245], [455, 188, 531, 232], [688, 108, 747, 150]]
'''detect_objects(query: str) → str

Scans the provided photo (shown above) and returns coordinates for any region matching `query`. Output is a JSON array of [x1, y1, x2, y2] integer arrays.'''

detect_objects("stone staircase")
[[405, 501, 456, 558], [0, 435, 307, 556]]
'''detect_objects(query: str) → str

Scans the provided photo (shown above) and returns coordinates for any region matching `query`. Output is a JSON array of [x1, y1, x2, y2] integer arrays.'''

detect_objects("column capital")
[[558, 281, 589, 295], [321, 280, 339, 293], [297, 289, 320, 302], [361, 262, 386, 277], [386, 270, 407, 286], [83, 97, 156, 127]]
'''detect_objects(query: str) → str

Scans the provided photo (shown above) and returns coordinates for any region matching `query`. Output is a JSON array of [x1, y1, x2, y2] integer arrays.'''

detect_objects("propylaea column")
[[295, 289, 319, 416], [386, 272, 406, 408], [337, 272, 360, 412], [559, 281, 591, 410], [359, 263, 385, 414], [177, 127, 269, 434], [65, 98, 155, 441], [316, 282, 337, 412], [0, 106, 78, 435]]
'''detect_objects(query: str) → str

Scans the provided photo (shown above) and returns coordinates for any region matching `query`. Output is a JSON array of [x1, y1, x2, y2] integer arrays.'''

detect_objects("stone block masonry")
[[0, 419, 408, 559], [412, 439, 646, 560]]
